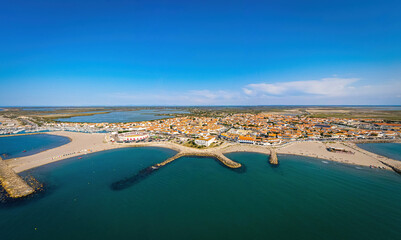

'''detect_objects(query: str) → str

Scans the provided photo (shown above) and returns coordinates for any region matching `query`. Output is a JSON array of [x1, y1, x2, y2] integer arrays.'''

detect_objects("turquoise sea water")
[[1, 147, 401, 240], [0, 134, 70, 160], [56, 109, 189, 123], [357, 143, 401, 161]]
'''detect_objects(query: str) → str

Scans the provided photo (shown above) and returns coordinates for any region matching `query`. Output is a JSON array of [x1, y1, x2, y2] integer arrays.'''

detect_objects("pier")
[[0, 157, 35, 198]]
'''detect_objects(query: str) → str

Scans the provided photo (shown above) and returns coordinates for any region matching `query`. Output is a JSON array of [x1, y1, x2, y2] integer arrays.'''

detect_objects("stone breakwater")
[[111, 151, 243, 191], [110, 143, 279, 191], [269, 148, 278, 165], [155, 151, 242, 169], [220, 144, 279, 165], [0, 157, 35, 198], [150, 143, 282, 169]]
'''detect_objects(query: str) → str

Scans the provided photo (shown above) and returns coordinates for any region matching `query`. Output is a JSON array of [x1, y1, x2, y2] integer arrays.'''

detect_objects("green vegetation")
[[39, 111, 111, 121], [184, 140, 206, 149], [183, 139, 222, 149], [308, 110, 401, 121]]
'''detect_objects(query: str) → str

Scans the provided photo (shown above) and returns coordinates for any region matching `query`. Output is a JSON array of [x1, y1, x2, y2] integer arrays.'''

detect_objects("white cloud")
[[107, 89, 239, 105], [242, 88, 253, 95], [243, 78, 359, 97], [105, 77, 401, 106], [190, 90, 233, 99]]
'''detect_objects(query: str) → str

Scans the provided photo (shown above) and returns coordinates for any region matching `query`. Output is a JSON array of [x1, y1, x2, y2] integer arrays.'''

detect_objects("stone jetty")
[[152, 143, 281, 169], [111, 149, 242, 191], [269, 148, 279, 165], [155, 151, 242, 169], [0, 157, 35, 198]]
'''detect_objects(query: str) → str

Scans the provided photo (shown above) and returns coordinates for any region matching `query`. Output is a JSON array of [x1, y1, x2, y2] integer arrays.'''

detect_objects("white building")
[[237, 136, 256, 144], [195, 136, 215, 147], [118, 132, 149, 142]]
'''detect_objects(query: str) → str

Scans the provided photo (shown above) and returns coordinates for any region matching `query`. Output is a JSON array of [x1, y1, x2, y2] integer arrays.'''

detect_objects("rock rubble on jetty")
[[0, 157, 35, 198], [269, 148, 279, 165], [155, 151, 242, 169]]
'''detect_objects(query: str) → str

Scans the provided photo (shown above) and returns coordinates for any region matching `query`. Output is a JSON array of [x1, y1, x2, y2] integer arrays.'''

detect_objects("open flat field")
[[305, 107, 401, 121]]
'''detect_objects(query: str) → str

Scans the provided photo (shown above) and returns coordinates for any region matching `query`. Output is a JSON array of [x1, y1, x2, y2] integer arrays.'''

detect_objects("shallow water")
[[0, 134, 70, 160], [0, 148, 400, 240], [56, 109, 189, 123], [357, 143, 401, 161]]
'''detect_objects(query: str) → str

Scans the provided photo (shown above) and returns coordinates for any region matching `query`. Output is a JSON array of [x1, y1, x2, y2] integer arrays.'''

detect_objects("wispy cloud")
[[107, 89, 238, 105], [243, 78, 359, 97], [105, 77, 401, 106], [188, 90, 235, 104]]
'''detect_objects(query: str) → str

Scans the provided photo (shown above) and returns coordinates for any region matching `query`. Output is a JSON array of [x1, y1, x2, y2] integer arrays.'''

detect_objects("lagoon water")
[[357, 143, 401, 161], [56, 109, 189, 123], [0, 134, 70, 160], [1, 147, 401, 240]]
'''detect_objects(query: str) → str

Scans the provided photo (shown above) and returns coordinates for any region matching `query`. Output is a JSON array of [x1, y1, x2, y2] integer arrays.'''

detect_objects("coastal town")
[[1, 112, 400, 147], [2, 1, 401, 238], [2, 109, 401, 200]]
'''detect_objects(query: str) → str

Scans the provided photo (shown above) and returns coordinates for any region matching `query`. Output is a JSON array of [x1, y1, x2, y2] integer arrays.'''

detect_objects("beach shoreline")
[[2, 131, 400, 174]]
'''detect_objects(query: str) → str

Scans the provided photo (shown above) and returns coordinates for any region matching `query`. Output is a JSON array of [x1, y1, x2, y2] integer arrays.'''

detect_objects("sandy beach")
[[277, 141, 390, 168], [4, 131, 400, 173], [6, 131, 119, 173]]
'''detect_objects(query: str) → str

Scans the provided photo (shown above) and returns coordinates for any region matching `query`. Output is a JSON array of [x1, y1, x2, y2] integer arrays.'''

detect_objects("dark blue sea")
[[0, 142, 400, 240], [357, 143, 401, 161]]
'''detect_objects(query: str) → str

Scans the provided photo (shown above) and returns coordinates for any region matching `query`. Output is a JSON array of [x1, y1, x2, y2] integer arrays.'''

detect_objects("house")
[[195, 136, 215, 147], [238, 136, 256, 144]]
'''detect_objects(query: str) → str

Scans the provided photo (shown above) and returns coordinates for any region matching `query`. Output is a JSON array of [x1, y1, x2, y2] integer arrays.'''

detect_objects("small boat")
[[78, 157, 82, 159], [22, 150, 27, 152]]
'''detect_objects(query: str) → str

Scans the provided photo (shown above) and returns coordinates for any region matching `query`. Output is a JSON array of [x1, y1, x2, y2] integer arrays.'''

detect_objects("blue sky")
[[0, 0, 400, 106]]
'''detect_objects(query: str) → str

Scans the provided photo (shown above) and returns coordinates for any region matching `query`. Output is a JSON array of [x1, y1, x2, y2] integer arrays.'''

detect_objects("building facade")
[[195, 136, 215, 146], [118, 132, 149, 142]]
